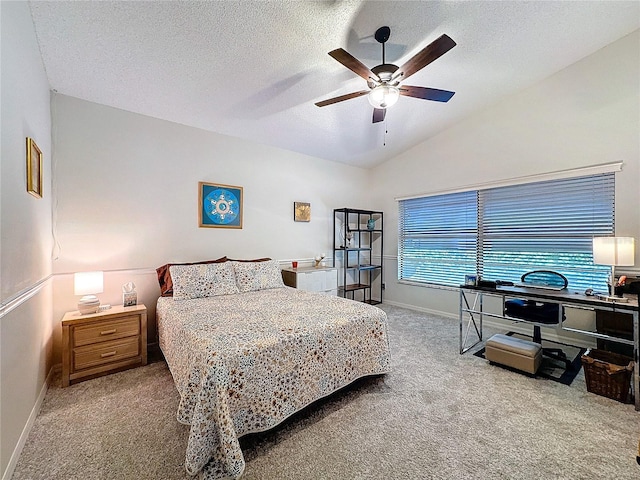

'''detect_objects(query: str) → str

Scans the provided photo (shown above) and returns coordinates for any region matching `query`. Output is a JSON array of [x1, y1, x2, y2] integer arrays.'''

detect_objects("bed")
[[156, 259, 391, 479]]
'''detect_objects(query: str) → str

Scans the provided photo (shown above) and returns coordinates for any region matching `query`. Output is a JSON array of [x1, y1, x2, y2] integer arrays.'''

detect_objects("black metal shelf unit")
[[333, 208, 383, 305]]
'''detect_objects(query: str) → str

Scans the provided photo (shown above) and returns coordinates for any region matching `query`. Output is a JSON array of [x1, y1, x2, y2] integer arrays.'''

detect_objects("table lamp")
[[592, 236, 635, 299], [74, 271, 104, 314]]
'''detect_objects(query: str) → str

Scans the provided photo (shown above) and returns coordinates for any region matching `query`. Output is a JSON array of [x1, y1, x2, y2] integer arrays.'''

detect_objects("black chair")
[[504, 271, 572, 370]]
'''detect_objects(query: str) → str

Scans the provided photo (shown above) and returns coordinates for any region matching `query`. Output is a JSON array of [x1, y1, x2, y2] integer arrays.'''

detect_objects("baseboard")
[[381, 299, 457, 320], [2, 365, 55, 480]]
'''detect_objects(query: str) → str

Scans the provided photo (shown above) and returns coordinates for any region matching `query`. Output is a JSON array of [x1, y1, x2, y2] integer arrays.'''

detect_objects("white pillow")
[[170, 262, 239, 300], [231, 260, 285, 293]]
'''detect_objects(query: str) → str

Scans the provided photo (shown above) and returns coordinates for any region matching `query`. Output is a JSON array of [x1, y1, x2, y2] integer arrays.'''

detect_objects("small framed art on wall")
[[199, 182, 243, 228], [294, 202, 310, 222], [26, 137, 43, 198]]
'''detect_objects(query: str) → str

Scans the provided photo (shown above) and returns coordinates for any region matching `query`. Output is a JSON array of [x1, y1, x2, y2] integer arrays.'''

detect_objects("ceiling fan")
[[315, 26, 456, 123]]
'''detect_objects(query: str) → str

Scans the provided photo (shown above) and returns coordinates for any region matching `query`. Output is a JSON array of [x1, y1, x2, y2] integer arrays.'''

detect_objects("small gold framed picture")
[[26, 137, 43, 198], [294, 202, 310, 222]]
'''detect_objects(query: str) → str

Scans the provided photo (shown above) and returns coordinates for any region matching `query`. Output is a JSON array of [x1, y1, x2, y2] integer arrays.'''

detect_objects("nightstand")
[[61, 304, 147, 387], [281, 266, 338, 295]]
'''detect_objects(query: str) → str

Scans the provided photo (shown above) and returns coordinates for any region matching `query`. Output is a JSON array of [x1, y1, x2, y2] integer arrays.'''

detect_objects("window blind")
[[398, 190, 477, 285], [398, 172, 615, 291], [478, 173, 614, 291]]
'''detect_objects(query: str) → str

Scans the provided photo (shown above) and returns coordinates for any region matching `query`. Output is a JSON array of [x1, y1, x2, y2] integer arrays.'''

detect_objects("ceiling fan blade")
[[328, 48, 377, 82], [315, 90, 370, 107], [396, 34, 456, 81], [399, 85, 455, 102], [372, 108, 386, 123]]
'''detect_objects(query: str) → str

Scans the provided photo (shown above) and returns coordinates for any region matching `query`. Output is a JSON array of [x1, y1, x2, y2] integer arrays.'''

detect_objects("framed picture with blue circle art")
[[199, 182, 243, 228]]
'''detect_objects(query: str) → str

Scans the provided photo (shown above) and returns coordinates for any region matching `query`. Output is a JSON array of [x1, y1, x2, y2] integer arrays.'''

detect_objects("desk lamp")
[[592, 236, 635, 299], [74, 271, 104, 314]]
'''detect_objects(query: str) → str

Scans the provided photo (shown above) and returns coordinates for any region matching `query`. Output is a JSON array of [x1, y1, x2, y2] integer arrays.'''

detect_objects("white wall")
[[0, 2, 53, 477], [371, 30, 640, 325], [50, 94, 372, 357], [0, 4, 53, 300]]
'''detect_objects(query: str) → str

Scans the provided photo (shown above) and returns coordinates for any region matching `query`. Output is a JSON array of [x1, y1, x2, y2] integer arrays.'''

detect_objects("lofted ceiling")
[[29, 1, 639, 169]]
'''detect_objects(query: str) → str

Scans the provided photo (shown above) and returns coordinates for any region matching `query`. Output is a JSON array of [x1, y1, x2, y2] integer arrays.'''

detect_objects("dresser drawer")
[[73, 315, 140, 347], [73, 336, 140, 371]]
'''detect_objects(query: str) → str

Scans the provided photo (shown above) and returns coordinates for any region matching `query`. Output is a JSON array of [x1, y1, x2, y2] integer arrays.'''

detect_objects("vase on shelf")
[[367, 218, 375, 230]]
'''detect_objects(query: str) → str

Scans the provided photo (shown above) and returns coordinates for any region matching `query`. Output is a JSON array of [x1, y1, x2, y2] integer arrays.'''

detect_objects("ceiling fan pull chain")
[[383, 120, 388, 147]]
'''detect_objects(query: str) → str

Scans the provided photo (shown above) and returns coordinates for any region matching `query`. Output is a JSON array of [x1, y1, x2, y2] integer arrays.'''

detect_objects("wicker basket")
[[581, 349, 634, 403]]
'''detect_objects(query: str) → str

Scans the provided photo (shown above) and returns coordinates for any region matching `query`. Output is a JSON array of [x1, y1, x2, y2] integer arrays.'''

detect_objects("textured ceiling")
[[29, 1, 640, 168]]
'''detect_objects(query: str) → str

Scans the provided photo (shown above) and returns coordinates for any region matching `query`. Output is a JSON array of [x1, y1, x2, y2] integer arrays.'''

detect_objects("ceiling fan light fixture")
[[316, 29, 456, 124], [368, 85, 399, 109]]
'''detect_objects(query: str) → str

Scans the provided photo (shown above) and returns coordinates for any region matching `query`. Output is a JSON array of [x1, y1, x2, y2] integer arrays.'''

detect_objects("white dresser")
[[281, 266, 338, 295]]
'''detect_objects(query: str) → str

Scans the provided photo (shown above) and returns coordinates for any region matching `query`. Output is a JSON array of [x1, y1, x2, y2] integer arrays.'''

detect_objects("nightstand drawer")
[[73, 316, 140, 347], [73, 337, 140, 371]]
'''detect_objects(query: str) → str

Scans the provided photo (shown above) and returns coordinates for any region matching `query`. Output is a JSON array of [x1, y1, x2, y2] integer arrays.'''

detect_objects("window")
[[398, 173, 614, 291]]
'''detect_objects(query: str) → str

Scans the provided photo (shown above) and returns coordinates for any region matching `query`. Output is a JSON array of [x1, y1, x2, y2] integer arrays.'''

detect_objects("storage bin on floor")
[[485, 334, 542, 375], [581, 348, 634, 403]]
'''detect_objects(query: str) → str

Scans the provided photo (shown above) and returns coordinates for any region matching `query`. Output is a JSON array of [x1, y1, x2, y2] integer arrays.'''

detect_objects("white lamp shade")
[[592, 237, 635, 266], [368, 85, 399, 109], [74, 271, 104, 296]]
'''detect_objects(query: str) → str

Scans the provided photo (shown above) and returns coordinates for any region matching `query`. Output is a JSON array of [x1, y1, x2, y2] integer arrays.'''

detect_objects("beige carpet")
[[11, 305, 640, 479]]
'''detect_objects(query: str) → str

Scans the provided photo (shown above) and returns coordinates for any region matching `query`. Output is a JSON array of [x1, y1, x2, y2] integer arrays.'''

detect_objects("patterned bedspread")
[[157, 287, 391, 479]]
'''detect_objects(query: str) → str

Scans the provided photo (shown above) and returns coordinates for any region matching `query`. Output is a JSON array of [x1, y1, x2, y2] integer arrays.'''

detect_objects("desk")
[[459, 285, 639, 411]]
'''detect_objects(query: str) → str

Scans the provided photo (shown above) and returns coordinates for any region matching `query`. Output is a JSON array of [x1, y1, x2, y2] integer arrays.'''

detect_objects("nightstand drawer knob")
[[100, 351, 117, 358], [100, 329, 117, 335]]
